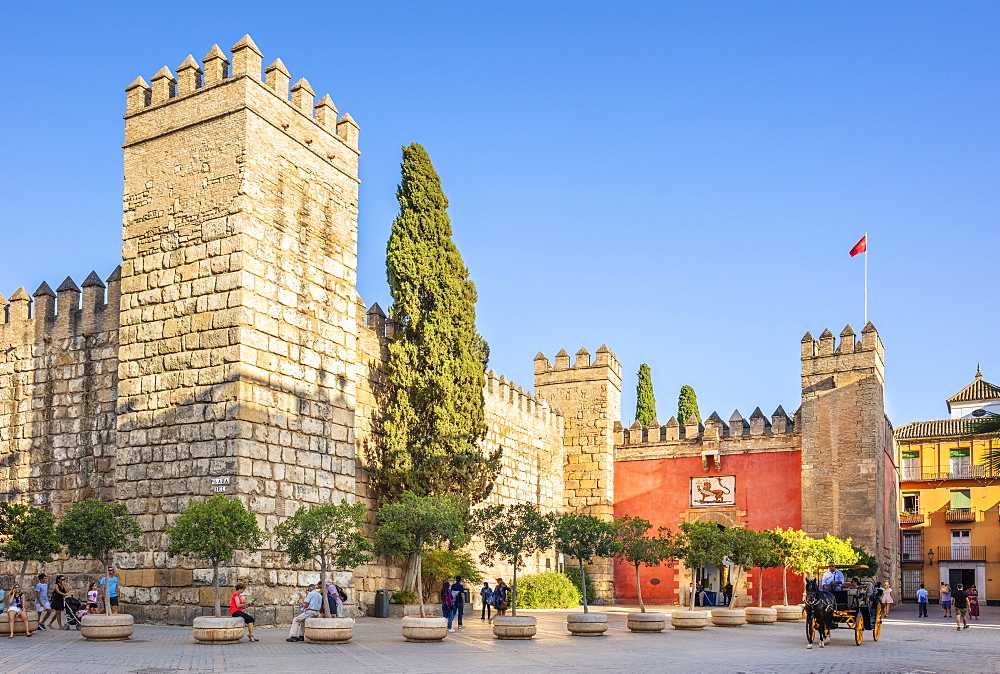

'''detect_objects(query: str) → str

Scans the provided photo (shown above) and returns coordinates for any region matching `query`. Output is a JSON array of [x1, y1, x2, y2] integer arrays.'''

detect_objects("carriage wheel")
[[872, 603, 882, 641], [854, 615, 863, 645], [806, 616, 816, 644]]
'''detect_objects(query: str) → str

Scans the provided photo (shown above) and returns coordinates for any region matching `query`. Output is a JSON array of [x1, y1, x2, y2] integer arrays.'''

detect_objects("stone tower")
[[535, 345, 621, 600], [800, 323, 898, 582], [116, 36, 361, 622]]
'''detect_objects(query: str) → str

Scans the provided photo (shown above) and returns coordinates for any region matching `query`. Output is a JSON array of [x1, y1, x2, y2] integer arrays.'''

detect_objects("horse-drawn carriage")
[[805, 565, 884, 647]]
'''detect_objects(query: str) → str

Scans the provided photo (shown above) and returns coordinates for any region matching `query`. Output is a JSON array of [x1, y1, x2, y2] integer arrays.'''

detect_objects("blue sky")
[[1, 2, 997, 426]]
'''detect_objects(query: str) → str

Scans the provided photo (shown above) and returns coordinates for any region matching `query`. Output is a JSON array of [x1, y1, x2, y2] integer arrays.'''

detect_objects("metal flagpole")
[[864, 231, 868, 326]]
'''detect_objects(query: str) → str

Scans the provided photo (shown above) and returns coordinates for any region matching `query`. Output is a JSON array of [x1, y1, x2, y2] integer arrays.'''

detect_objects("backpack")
[[442, 589, 455, 610]]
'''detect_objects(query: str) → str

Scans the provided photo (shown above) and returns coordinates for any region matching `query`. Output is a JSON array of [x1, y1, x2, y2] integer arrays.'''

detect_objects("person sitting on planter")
[[230, 583, 258, 642], [6, 585, 31, 637], [286, 583, 323, 642], [441, 580, 457, 632], [480, 581, 493, 621]]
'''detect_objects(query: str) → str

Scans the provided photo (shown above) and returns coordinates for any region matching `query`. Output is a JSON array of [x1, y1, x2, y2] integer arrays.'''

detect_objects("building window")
[[901, 450, 920, 480], [901, 531, 922, 561], [902, 492, 919, 513], [902, 569, 922, 599], [951, 529, 971, 557], [949, 489, 971, 509], [950, 447, 971, 478]]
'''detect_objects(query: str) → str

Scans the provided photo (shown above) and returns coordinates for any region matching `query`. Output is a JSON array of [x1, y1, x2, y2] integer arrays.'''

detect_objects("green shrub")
[[564, 566, 597, 604], [420, 549, 484, 600], [513, 571, 582, 609], [391, 589, 417, 604]]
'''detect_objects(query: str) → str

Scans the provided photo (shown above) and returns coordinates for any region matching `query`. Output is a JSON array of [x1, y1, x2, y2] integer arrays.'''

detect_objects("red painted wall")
[[613, 451, 803, 606]]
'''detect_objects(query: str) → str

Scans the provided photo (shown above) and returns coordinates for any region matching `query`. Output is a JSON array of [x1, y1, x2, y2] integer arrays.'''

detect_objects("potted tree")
[[473, 503, 555, 639], [671, 521, 726, 630], [553, 513, 618, 636], [56, 499, 141, 640], [744, 530, 784, 625], [771, 528, 814, 620], [613, 515, 675, 633], [710, 527, 756, 627], [373, 492, 467, 642], [166, 496, 265, 644], [275, 500, 371, 643], [0, 503, 60, 635]]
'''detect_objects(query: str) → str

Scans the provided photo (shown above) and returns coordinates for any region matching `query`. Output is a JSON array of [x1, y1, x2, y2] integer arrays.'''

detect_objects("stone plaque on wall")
[[690, 475, 736, 507]]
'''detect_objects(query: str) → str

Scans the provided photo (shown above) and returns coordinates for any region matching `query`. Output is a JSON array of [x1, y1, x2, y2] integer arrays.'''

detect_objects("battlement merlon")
[[533, 344, 622, 387], [800, 322, 885, 386], [123, 35, 360, 159], [0, 269, 120, 342]]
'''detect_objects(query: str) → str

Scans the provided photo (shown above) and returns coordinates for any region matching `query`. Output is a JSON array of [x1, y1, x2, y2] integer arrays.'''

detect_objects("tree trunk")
[[635, 563, 645, 612], [757, 567, 763, 607], [579, 560, 589, 613], [782, 565, 789, 606], [415, 541, 425, 618], [213, 560, 221, 617], [511, 555, 518, 617], [690, 568, 697, 610], [731, 568, 741, 608], [402, 551, 420, 595], [18, 560, 28, 611], [319, 553, 329, 618], [101, 555, 112, 616]]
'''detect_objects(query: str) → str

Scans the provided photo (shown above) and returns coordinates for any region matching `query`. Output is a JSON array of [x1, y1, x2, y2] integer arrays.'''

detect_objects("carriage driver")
[[821, 563, 845, 591]]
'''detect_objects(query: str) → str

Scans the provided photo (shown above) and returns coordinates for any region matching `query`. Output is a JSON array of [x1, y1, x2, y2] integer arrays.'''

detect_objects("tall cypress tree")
[[635, 363, 657, 426], [678, 385, 701, 424], [370, 143, 501, 506]]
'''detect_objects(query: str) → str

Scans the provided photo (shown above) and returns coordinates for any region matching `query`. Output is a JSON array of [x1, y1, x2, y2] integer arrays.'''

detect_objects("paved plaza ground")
[[1, 604, 996, 674]]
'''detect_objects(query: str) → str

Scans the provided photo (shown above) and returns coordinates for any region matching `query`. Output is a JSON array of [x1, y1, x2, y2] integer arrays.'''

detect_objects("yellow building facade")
[[897, 371, 1000, 605]]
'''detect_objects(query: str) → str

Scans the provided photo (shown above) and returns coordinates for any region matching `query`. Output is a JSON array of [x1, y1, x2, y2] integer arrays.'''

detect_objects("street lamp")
[[927, 549, 934, 565]]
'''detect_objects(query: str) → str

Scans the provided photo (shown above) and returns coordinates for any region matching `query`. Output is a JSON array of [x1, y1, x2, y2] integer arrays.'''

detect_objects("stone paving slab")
[[0, 605, 996, 673]]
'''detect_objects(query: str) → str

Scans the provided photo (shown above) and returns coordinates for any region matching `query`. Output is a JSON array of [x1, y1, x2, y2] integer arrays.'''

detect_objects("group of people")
[[3, 568, 119, 638], [284, 580, 348, 642], [917, 582, 980, 627], [477, 578, 510, 622]]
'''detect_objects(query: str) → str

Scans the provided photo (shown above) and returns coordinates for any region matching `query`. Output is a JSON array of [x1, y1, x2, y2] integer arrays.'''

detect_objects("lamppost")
[[927, 549, 934, 565]]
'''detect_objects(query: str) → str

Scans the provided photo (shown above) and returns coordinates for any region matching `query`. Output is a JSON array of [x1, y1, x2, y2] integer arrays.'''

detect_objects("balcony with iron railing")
[[900, 550, 924, 563], [945, 508, 976, 522], [901, 466, 1000, 481], [899, 511, 925, 524], [936, 546, 986, 562]]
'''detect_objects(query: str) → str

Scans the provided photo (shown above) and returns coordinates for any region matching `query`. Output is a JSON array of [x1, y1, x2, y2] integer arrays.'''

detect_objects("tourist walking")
[[916, 583, 929, 617], [451, 575, 466, 629], [952, 584, 969, 630], [34, 574, 53, 630], [940, 583, 952, 618], [967, 585, 980, 620], [287, 583, 323, 642], [440, 580, 457, 632], [480, 581, 493, 621], [230, 582, 258, 641], [100, 567, 120, 614], [491, 578, 509, 622], [49, 575, 71, 629], [880, 582, 894, 617], [7, 585, 31, 637]]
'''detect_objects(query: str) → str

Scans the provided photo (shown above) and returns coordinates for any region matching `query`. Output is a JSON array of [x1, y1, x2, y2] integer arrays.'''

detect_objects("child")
[[86, 583, 99, 609]]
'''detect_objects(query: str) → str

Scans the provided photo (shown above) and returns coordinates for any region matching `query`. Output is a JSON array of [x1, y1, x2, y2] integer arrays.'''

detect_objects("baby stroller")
[[63, 597, 85, 630]]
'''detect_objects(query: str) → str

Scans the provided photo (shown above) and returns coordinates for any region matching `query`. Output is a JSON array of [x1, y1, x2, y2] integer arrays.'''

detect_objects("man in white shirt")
[[287, 584, 323, 642], [916, 583, 929, 617], [821, 563, 845, 591]]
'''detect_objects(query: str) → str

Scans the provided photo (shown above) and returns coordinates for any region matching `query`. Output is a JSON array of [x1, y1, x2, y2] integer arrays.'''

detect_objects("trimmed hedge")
[[513, 571, 582, 609]]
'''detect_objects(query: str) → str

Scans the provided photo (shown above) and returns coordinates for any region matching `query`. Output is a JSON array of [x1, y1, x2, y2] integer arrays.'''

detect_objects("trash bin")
[[375, 589, 391, 618]]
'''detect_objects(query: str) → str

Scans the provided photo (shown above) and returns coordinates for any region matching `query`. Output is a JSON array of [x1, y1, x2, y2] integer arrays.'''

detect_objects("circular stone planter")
[[81, 614, 134, 641], [0, 610, 39, 635], [671, 610, 709, 630], [627, 612, 667, 633], [744, 607, 777, 625], [305, 617, 355, 644], [567, 612, 608, 637], [192, 616, 245, 644], [710, 608, 746, 627], [401, 616, 448, 642], [492, 615, 537, 640], [772, 605, 804, 622]]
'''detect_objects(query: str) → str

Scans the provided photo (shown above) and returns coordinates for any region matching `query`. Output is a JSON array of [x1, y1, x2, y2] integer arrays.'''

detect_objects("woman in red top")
[[230, 583, 258, 642]]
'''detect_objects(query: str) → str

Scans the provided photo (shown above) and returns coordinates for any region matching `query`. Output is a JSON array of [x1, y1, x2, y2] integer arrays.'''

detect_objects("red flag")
[[849, 235, 867, 257]]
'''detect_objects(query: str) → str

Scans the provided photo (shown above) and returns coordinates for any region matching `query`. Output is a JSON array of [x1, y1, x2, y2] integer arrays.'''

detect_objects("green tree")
[[719, 527, 761, 608], [678, 385, 701, 424], [165, 496, 265, 617], [57, 499, 141, 616], [850, 544, 880, 578], [635, 364, 657, 427], [748, 530, 786, 607], [810, 534, 861, 571], [613, 515, 676, 612], [373, 492, 467, 617], [366, 142, 500, 509], [420, 549, 482, 602], [274, 500, 372, 617], [772, 528, 813, 606], [675, 522, 727, 609], [473, 503, 556, 615], [553, 514, 618, 613], [0, 503, 61, 607]]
